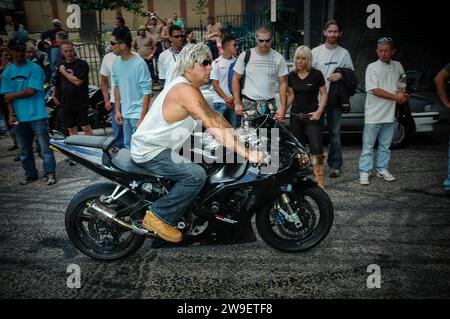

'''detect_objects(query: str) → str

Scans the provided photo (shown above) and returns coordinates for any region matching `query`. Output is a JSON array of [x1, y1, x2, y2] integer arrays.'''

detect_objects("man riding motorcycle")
[[130, 43, 265, 243]]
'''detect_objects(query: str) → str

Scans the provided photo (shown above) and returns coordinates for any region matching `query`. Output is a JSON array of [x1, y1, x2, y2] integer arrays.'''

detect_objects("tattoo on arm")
[[194, 101, 232, 128]]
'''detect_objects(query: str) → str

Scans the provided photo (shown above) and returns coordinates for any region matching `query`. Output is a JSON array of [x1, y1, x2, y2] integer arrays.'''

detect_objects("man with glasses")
[[131, 43, 264, 243], [358, 37, 409, 185], [312, 20, 354, 178], [232, 26, 288, 126], [158, 25, 184, 87], [110, 28, 152, 149]]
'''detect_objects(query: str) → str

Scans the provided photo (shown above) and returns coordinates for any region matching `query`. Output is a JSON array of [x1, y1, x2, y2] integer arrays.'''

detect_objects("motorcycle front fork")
[[278, 193, 303, 228]]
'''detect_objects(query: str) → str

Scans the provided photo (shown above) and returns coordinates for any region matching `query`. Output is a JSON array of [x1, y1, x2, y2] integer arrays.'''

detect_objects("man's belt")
[[242, 95, 275, 103]]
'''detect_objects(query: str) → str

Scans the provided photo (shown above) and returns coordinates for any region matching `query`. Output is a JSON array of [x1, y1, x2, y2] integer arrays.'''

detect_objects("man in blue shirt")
[[111, 28, 152, 149], [1, 39, 56, 185]]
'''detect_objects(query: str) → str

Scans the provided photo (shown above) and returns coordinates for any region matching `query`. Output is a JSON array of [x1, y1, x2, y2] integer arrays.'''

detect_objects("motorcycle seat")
[[65, 135, 115, 152], [112, 148, 164, 178]]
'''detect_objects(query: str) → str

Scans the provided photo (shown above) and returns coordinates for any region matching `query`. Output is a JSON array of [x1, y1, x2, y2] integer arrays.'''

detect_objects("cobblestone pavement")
[[0, 125, 449, 299]]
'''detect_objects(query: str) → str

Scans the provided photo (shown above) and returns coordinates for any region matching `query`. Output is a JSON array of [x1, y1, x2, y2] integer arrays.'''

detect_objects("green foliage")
[[192, 0, 208, 16], [264, 6, 298, 41]]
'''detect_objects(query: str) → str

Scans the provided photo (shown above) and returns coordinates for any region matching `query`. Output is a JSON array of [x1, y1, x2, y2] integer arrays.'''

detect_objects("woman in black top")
[[287, 45, 328, 188]]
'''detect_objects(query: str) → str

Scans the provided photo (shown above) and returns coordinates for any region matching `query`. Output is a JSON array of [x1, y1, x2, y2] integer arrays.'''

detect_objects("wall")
[[22, 0, 244, 32]]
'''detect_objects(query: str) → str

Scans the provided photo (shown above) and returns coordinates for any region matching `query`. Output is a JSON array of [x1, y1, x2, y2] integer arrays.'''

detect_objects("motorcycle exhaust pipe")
[[87, 199, 155, 238]]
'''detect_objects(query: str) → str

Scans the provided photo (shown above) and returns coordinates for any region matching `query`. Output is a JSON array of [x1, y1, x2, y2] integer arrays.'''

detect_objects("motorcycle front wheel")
[[256, 186, 334, 253], [65, 183, 146, 260]]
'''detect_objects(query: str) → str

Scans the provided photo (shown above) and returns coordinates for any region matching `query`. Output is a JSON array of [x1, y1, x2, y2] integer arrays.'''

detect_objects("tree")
[[65, 0, 144, 46], [192, 0, 208, 31]]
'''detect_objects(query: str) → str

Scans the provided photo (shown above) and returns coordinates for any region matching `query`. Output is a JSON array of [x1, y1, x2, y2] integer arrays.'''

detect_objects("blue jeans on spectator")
[[123, 118, 139, 149], [359, 122, 395, 174], [110, 104, 124, 149], [213, 102, 238, 128], [444, 136, 450, 191], [15, 118, 56, 178], [135, 148, 206, 226], [326, 106, 343, 170]]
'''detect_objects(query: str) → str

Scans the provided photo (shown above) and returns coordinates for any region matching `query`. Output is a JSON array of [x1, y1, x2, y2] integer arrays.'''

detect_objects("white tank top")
[[130, 76, 197, 163]]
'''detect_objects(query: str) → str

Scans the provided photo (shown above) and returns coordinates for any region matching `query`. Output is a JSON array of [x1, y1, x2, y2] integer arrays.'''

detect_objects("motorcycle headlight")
[[297, 153, 310, 169]]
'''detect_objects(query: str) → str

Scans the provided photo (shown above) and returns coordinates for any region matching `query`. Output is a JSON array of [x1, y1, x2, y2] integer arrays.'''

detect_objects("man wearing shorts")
[[53, 40, 93, 136]]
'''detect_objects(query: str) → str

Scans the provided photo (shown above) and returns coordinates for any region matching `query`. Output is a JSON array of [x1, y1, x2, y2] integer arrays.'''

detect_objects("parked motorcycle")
[[46, 84, 110, 136], [49, 115, 334, 260]]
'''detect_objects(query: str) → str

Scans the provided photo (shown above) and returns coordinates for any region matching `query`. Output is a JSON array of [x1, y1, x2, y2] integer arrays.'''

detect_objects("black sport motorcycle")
[[50, 115, 334, 260], [46, 84, 110, 136]]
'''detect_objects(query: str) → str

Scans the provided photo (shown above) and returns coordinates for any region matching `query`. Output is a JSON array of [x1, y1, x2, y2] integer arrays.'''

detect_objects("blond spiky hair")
[[175, 43, 212, 77]]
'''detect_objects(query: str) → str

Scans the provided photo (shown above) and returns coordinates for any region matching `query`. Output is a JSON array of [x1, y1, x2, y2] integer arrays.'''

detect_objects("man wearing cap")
[[1, 39, 57, 185], [133, 26, 157, 82], [41, 19, 65, 48]]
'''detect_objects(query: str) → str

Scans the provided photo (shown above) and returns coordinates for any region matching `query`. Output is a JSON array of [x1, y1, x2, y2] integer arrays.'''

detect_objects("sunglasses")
[[197, 59, 212, 66], [377, 37, 393, 43], [172, 35, 185, 39], [110, 41, 121, 46], [257, 38, 271, 43]]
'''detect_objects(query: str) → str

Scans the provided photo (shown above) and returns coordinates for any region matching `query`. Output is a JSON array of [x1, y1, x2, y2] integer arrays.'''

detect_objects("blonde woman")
[[287, 45, 328, 188]]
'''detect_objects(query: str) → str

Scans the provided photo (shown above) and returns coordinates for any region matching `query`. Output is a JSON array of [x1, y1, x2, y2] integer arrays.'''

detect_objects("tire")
[[256, 186, 334, 253], [65, 183, 146, 260], [391, 119, 415, 149]]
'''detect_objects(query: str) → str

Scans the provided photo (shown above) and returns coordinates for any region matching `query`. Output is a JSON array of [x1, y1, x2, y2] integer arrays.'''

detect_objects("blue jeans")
[[15, 118, 56, 178], [123, 118, 139, 149], [135, 149, 206, 226], [110, 104, 124, 149], [326, 107, 343, 170], [444, 137, 450, 191], [359, 122, 395, 174], [213, 102, 238, 128]]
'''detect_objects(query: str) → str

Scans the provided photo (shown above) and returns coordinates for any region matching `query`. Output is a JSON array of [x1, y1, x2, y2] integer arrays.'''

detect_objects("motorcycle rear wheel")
[[65, 183, 146, 260], [256, 186, 334, 253]]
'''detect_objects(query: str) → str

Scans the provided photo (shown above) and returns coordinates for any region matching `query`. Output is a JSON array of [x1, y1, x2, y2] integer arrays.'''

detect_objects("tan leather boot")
[[143, 210, 182, 243], [311, 154, 326, 189]]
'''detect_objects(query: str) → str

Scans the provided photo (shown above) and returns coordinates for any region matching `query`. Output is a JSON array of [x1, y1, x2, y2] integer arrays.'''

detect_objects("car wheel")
[[390, 120, 414, 149]]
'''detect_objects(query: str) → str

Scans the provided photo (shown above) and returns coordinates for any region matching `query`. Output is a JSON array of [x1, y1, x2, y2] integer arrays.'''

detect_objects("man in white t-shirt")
[[210, 35, 238, 127], [358, 37, 409, 185], [312, 20, 354, 178], [158, 25, 184, 86], [232, 26, 288, 126], [100, 50, 124, 148]]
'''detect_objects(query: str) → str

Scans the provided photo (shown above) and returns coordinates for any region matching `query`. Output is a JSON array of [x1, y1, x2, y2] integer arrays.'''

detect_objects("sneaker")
[[19, 176, 38, 185], [376, 170, 396, 182], [45, 173, 57, 185], [360, 172, 370, 185], [142, 210, 182, 243], [329, 169, 341, 178]]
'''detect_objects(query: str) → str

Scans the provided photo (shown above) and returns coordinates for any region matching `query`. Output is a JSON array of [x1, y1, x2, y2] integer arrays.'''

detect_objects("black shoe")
[[45, 173, 57, 185], [329, 169, 341, 178], [20, 176, 38, 185], [8, 144, 18, 151], [13, 155, 20, 161], [68, 160, 77, 166]]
